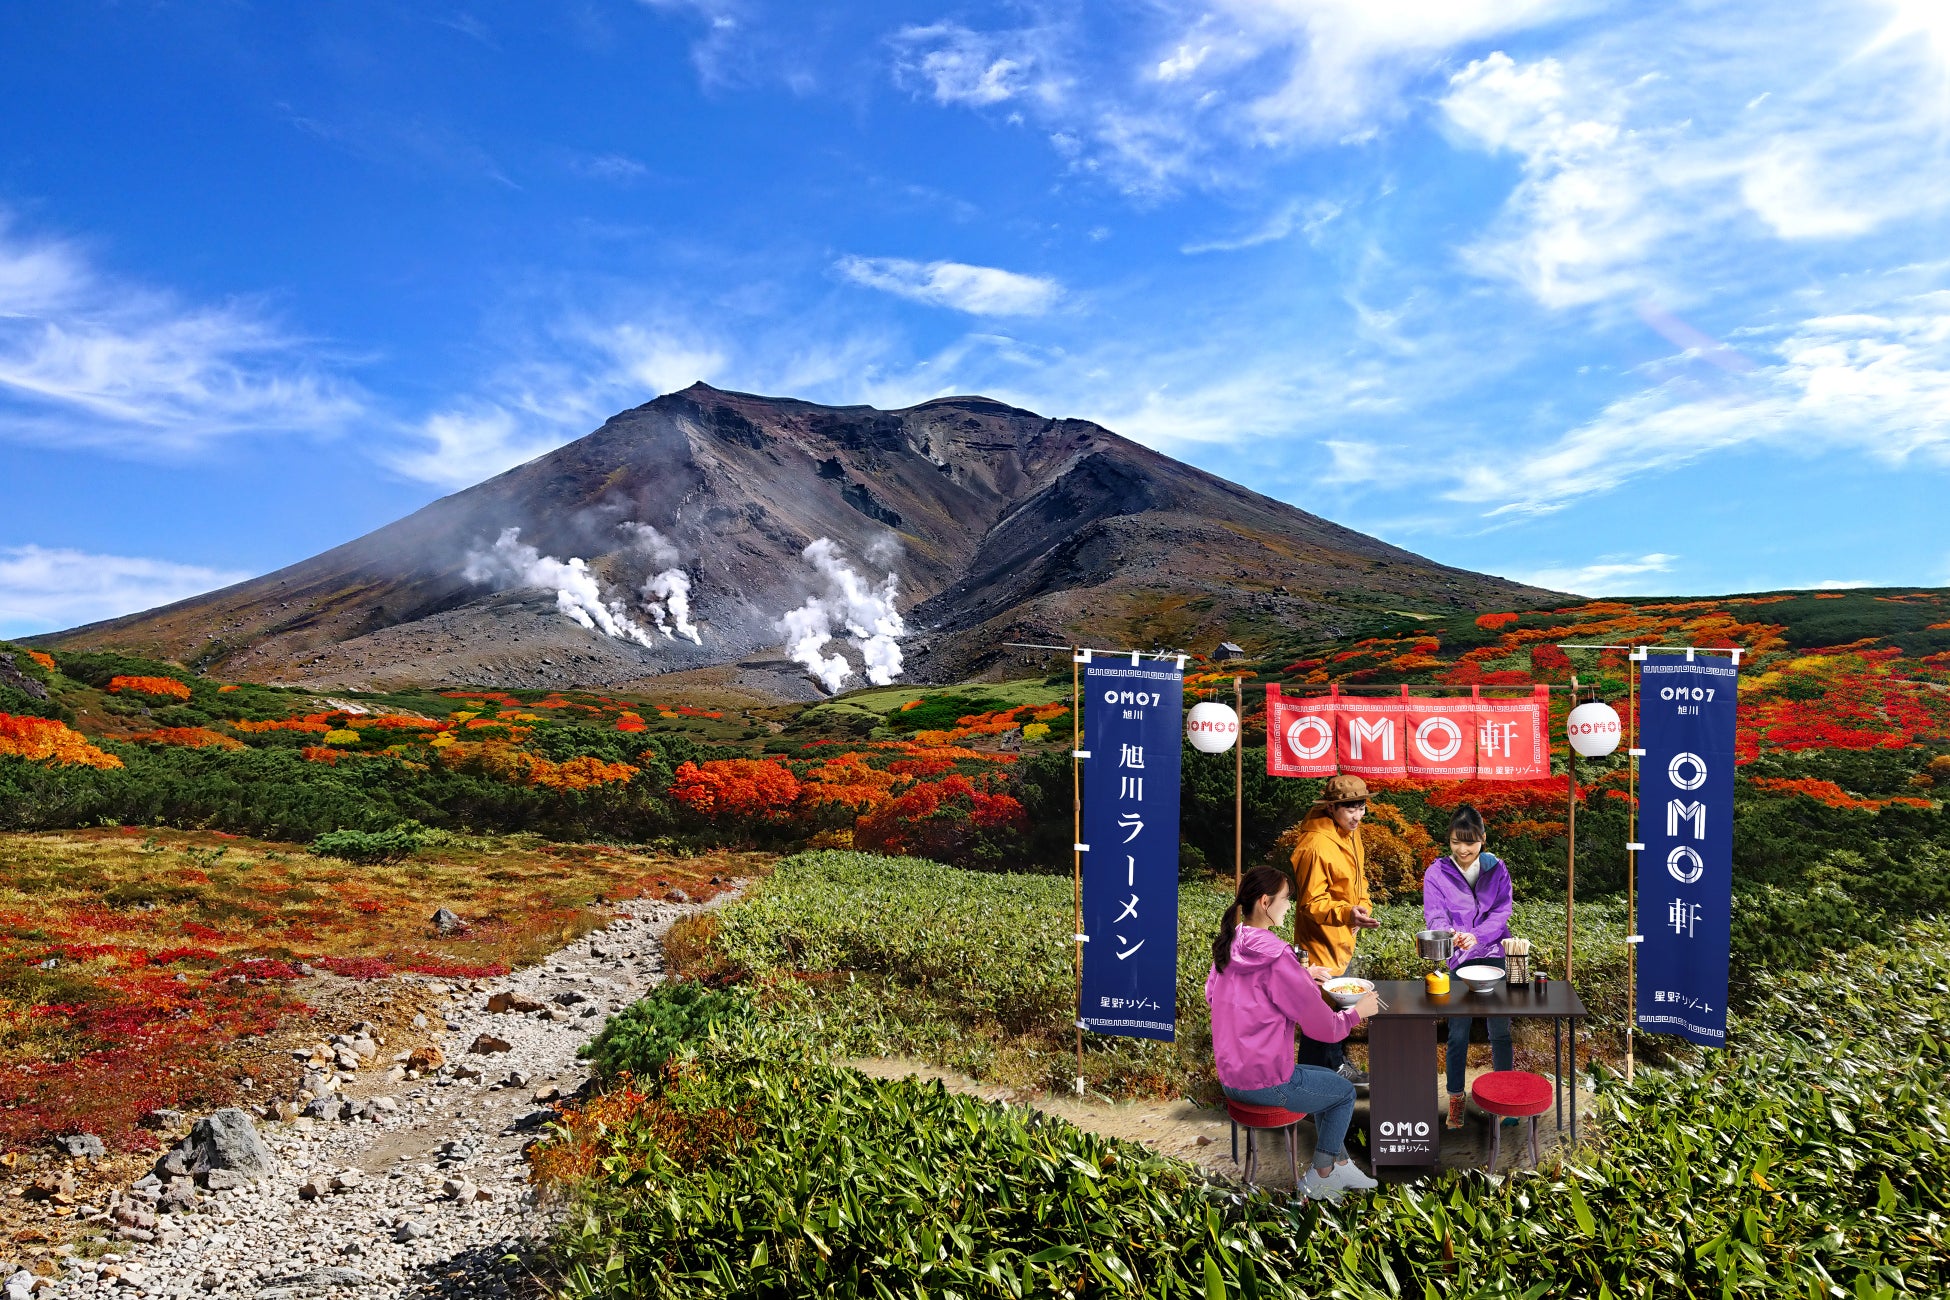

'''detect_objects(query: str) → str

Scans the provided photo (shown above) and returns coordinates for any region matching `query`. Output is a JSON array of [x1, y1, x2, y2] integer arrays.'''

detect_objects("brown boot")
[[1446, 1093, 1467, 1130]]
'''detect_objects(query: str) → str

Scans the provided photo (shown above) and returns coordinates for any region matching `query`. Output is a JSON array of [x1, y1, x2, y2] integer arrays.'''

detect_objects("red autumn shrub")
[[1476, 612, 1520, 631], [669, 759, 802, 820], [854, 775, 1026, 864]]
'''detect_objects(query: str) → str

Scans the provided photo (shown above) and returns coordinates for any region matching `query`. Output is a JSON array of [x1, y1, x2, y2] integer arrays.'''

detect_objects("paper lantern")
[[1185, 702, 1240, 754], [1565, 701, 1622, 758]]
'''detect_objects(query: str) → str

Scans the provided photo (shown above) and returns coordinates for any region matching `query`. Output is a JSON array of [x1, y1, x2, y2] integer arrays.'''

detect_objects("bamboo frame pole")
[[1627, 652, 1639, 1086], [1233, 675, 1244, 890], [1071, 647, 1085, 1096], [1566, 675, 1578, 985]]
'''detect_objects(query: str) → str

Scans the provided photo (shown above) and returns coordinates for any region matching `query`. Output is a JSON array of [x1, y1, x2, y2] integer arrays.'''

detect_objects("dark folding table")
[[1364, 978, 1588, 1167]]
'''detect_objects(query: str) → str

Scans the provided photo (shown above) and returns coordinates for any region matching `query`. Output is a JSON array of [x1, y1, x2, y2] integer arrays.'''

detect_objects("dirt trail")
[[848, 1055, 1595, 1191]]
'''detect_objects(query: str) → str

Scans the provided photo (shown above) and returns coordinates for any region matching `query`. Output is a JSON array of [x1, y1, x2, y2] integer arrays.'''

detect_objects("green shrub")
[[309, 821, 429, 863], [546, 930, 1950, 1298], [581, 981, 755, 1082]]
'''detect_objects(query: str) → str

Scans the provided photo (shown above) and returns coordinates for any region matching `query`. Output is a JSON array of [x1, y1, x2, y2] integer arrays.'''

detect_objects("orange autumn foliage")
[[0, 713, 123, 769], [128, 727, 245, 751], [25, 650, 56, 671], [435, 741, 636, 791], [669, 759, 801, 819], [231, 713, 337, 734], [108, 675, 192, 700], [798, 753, 903, 811], [1476, 612, 1520, 631]]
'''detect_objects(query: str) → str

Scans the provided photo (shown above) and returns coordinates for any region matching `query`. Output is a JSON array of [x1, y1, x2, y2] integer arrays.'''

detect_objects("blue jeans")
[[1223, 1063, 1357, 1171], [1445, 957, 1513, 1094]]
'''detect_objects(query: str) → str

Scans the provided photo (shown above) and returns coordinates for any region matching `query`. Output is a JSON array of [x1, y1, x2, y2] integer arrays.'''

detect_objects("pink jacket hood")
[[1204, 924, 1359, 1092]]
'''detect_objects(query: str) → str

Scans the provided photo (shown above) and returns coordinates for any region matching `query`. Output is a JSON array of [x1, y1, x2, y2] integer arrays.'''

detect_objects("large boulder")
[[155, 1108, 278, 1186]]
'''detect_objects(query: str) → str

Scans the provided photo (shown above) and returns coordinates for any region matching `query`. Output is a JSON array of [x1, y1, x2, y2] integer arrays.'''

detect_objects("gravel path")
[[34, 894, 717, 1300]]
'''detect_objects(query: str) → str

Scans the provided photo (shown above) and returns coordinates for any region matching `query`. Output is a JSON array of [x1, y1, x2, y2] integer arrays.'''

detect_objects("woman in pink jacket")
[[1205, 864, 1382, 1200]]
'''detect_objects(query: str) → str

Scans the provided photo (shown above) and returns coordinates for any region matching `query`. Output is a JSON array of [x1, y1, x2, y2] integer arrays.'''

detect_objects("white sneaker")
[[1309, 1159, 1378, 1197], [1302, 1166, 1343, 1201]]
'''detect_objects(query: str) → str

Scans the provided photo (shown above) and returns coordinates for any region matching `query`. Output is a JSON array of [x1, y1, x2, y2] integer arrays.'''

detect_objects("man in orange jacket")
[[1291, 774, 1383, 1085]]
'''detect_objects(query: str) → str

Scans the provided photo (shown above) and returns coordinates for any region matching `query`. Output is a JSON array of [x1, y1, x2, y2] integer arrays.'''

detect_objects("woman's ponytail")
[[1212, 902, 1242, 973], [1211, 864, 1297, 974]]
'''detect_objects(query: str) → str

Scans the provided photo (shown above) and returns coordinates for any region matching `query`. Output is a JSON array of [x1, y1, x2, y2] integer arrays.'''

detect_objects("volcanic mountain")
[[41, 384, 1564, 698]]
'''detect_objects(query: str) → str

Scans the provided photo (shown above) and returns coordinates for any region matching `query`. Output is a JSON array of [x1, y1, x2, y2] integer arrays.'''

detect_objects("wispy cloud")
[[1451, 286, 1950, 516], [1182, 200, 1340, 254], [0, 215, 361, 455], [0, 544, 252, 637], [1511, 552, 1676, 595], [386, 321, 728, 488], [889, 21, 1064, 108], [890, 1, 1586, 195], [835, 256, 1063, 316]]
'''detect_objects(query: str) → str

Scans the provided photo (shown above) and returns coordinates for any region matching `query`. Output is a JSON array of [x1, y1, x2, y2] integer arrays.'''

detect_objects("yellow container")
[[1425, 969, 1451, 996]]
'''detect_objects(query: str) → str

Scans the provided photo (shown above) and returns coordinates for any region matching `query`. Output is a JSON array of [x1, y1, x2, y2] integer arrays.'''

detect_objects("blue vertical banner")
[[1636, 653, 1739, 1048], [1079, 659, 1183, 1041]]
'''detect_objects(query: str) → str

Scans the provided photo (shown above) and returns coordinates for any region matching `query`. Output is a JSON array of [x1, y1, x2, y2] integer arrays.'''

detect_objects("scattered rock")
[[296, 1178, 328, 1202], [531, 1084, 562, 1103], [453, 1063, 482, 1081], [26, 1171, 75, 1203], [202, 1168, 251, 1192], [393, 1219, 430, 1242], [468, 1034, 512, 1055], [499, 1069, 531, 1088], [1195, 1135, 1215, 1146], [406, 1045, 445, 1073], [411, 1012, 428, 1029], [441, 1178, 480, 1202], [431, 907, 464, 935], [300, 1097, 348, 1122], [486, 991, 545, 1014], [5, 1269, 38, 1300], [55, 1133, 104, 1160], [328, 1169, 364, 1191], [710, 874, 724, 885], [551, 989, 587, 1005], [331, 1047, 361, 1072], [140, 1108, 187, 1134], [663, 887, 690, 904]]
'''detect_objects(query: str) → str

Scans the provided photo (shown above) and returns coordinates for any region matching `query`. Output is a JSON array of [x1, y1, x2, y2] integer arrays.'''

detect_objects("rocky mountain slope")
[[39, 384, 1563, 698]]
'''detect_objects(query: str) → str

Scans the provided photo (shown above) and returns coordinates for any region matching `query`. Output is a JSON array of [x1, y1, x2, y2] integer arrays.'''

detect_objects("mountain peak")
[[40, 389, 1563, 698]]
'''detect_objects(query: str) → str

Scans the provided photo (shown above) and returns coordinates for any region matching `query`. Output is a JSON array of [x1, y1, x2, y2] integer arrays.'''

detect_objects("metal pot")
[[1415, 929, 1456, 961]]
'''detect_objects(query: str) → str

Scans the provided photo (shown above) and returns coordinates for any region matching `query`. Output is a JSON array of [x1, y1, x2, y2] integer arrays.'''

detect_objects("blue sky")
[[3, 0, 1949, 637]]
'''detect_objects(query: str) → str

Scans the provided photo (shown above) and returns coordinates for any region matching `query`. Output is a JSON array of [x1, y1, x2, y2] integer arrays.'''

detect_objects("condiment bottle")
[[1533, 971, 1548, 998]]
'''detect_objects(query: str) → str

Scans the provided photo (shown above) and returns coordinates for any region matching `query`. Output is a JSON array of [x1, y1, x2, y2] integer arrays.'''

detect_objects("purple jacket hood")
[[1422, 854, 1514, 969], [1204, 924, 1359, 1092]]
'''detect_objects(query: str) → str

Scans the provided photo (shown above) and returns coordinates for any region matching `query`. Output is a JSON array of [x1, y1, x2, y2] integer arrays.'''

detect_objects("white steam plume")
[[777, 537, 906, 693], [623, 523, 703, 644], [463, 527, 657, 649]]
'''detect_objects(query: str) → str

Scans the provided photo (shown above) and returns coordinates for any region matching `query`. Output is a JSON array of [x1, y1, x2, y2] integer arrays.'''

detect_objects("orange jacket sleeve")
[[1295, 835, 1355, 928]]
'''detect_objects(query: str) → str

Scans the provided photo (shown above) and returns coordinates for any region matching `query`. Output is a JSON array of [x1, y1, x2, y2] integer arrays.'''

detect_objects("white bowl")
[[1455, 964, 1505, 994], [1322, 977, 1374, 1009]]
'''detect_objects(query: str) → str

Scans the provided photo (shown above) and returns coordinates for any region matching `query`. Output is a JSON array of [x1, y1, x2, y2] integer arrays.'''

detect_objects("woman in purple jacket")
[[1205, 864, 1381, 1200], [1422, 805, 1515, 1130]]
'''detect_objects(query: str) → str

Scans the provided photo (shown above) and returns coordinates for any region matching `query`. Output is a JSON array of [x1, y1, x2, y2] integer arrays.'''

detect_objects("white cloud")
[[1182, 200, 1340, 254], [0, 544, 252, 636], [1511, 552, 1676, 595], [1442, 5, 1950, 310], [385, 323, 727, 489], [0, 216, 360, 455], [572, 153, 649, 182], [1808, 577, 1878, 589], [835, 256, 1062, 316], [1449, 288, 1950, 516], [891, 1, 1585, 194], [890, 22, 1061, 107]]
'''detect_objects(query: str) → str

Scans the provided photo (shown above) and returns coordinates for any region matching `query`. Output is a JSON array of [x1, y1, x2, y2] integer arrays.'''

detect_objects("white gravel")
[[38, 893, 723, 1300]]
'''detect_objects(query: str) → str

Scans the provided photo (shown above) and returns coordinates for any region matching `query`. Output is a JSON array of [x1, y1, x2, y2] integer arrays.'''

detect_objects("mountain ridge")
[[37, 384, 1567, 697]]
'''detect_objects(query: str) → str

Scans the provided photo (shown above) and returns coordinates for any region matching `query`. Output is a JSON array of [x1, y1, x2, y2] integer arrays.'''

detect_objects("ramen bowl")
[[1455, 964, 1506, 994], [1322, 977, 1375, 1009]]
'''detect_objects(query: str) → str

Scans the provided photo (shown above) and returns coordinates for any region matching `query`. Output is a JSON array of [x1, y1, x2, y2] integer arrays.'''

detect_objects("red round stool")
[[1223, 1100, 1307, 1186], [1470, 1071, 1553, 1170]]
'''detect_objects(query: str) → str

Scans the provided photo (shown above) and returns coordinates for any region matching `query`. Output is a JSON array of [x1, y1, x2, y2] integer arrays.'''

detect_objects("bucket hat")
[[1306, 773, 1371, 819]]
